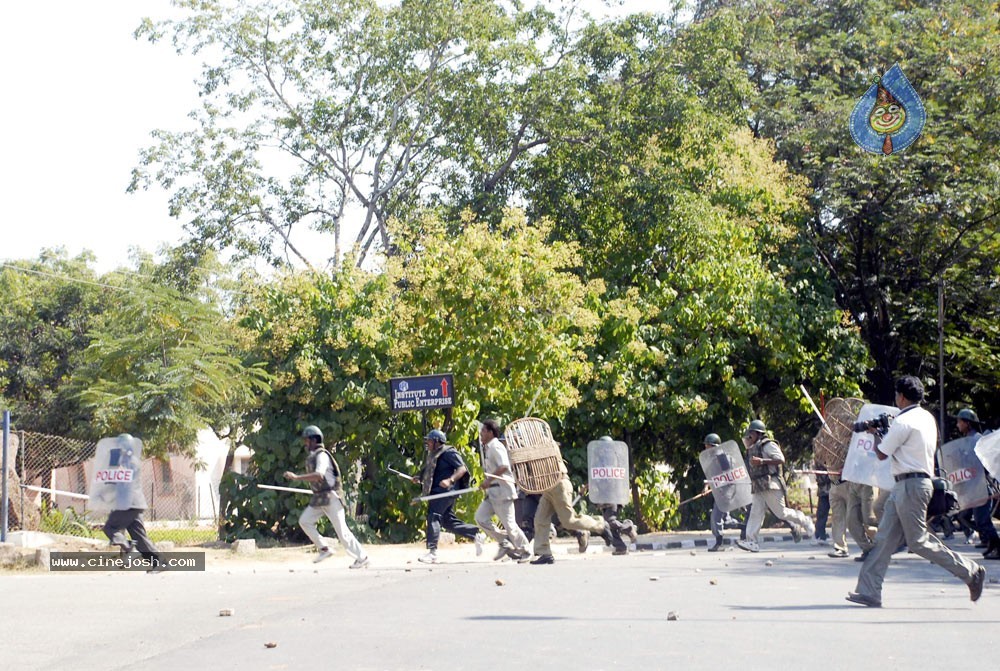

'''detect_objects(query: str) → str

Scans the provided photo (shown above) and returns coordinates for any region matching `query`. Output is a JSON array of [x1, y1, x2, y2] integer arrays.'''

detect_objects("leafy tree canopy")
[[226, 208, 600, 541], [690, 0, 1000, 412]]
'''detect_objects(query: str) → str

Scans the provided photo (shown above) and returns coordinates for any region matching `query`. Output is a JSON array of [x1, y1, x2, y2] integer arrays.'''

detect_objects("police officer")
[[284, 425, 369, 568], [528, 464, 629, 564], [412, 429, 484, 564], [736, 420, 814, 552], [826, 465, 852, 558], [956, 408, 1000, 559], [701, 433, 742, 552], [101, 434, 165, 573]]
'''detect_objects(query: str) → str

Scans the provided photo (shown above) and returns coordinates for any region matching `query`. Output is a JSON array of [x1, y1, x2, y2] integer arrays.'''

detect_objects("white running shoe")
[[350, 556, 370, 569], [494, 543, 512, 561], [474, 532, 486, 556], [418, 551, 438, 564], [735, 539, 760, 553], [313, 548, 334, 563]]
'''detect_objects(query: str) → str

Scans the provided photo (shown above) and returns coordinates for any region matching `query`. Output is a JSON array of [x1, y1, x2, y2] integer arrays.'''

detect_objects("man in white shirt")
[[475, 419, 531, 560], [847, 377, 985, 607]]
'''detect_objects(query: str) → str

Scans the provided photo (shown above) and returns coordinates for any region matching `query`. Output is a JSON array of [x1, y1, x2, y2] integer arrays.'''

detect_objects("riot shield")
[[699, 440, 752, 513], [812, 397, 865, 472], [974, 431, 1000, 478], [587, 437, 630, 506], [941, 436, 988, 510], [841, 404, 898, 490], [87, 434, 146, 514]]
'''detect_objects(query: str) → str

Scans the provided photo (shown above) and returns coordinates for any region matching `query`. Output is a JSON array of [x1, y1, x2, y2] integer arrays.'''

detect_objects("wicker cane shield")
[[504, 417, 564, 494], [812, 397, 864, 472]]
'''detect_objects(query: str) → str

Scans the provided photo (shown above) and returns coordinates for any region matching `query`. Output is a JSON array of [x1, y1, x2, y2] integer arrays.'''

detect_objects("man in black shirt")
[[412, 429, 484, 564]]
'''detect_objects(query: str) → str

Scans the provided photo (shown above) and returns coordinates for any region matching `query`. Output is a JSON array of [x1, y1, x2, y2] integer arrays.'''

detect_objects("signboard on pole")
[[389, 374, 455, 413]]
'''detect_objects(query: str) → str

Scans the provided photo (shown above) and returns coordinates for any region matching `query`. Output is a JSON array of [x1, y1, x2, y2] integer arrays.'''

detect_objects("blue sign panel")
[[389, 373, 455, 413]]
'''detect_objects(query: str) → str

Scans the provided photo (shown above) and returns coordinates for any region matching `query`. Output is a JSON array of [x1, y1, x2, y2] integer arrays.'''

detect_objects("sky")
[[1, 1, 664, 274], [1, 1, 201, 273]]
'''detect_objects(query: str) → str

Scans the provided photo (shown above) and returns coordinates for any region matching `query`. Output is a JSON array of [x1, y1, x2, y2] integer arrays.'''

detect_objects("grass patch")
[[148, 528, 218, 546]]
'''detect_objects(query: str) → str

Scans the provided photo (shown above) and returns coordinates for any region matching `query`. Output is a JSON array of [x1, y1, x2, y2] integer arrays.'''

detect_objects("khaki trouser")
[[874, 487, 890, 522], [855, 477, 979, 601], [476, 489, 529, 552], [745, 488, 814, 543], [533, 477, 606, 557], [846, 482, 875, 553], [829, 481, 850, 551]]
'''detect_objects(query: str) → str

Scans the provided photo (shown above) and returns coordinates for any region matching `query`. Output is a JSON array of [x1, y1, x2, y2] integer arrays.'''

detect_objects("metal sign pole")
[[938, 278, 946, 445], [2, 410, 10, 542]]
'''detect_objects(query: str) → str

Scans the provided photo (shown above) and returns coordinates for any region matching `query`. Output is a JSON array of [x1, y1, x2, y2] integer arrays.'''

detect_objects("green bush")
[[38, 503, 97, 538], [634, 468, 680, 532]]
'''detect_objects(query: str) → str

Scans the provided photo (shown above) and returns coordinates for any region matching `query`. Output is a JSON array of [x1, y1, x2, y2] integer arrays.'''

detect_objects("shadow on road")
[[466, 615, 570, 621]]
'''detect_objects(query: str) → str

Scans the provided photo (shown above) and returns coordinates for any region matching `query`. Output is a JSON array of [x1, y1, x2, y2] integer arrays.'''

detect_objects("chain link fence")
[[4, 428, 219, 546]]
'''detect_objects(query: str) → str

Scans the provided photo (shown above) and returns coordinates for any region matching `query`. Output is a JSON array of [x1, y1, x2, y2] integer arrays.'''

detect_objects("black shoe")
[[530, 554, 554, 565], [854, 550, 870, 562], [969, 565, 986, 602], [846, 591, 882, 608], [708, 540, 723, 552], [146, 556, 168, 574], [609, 522, 627, 554], [599, 524, 615, 547]]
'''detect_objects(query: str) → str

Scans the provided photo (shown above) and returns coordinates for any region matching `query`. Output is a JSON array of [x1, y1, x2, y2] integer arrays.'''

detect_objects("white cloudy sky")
[[1, 0, 666, 273]]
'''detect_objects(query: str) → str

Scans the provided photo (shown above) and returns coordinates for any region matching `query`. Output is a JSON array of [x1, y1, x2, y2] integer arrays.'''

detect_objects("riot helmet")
[[302, 425, 324, 442], [425, 429, 447, 445], [704, 433, 722, 446], [957, 408, 979, 424], [744, 419, 767, 437]]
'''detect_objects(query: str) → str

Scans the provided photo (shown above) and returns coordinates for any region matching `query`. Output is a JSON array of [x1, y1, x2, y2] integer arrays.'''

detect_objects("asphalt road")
[[2, 534, 996, 671]]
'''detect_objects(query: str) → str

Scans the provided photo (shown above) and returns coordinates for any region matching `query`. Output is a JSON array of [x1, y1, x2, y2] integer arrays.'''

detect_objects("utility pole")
[[937, 278, 946, 444]]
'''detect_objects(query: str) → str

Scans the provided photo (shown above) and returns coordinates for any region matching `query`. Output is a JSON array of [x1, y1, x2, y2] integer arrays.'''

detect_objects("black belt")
[[894, 472, 930, 483]]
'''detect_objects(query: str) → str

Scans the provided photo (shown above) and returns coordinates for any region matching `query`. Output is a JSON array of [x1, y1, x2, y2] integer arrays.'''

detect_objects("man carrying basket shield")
[[503, 418, 630, 564]]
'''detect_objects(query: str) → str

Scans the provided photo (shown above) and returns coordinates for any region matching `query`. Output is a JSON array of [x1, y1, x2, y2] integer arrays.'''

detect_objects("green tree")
[[72, 265, 272, 457], [525, 13, 869, 528], [227, 264, 401, 541], [226, 209, 599, 542], [691, 0, 1000, 410], [0, 251, 108, 436], [133, 0, 583, 268]]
